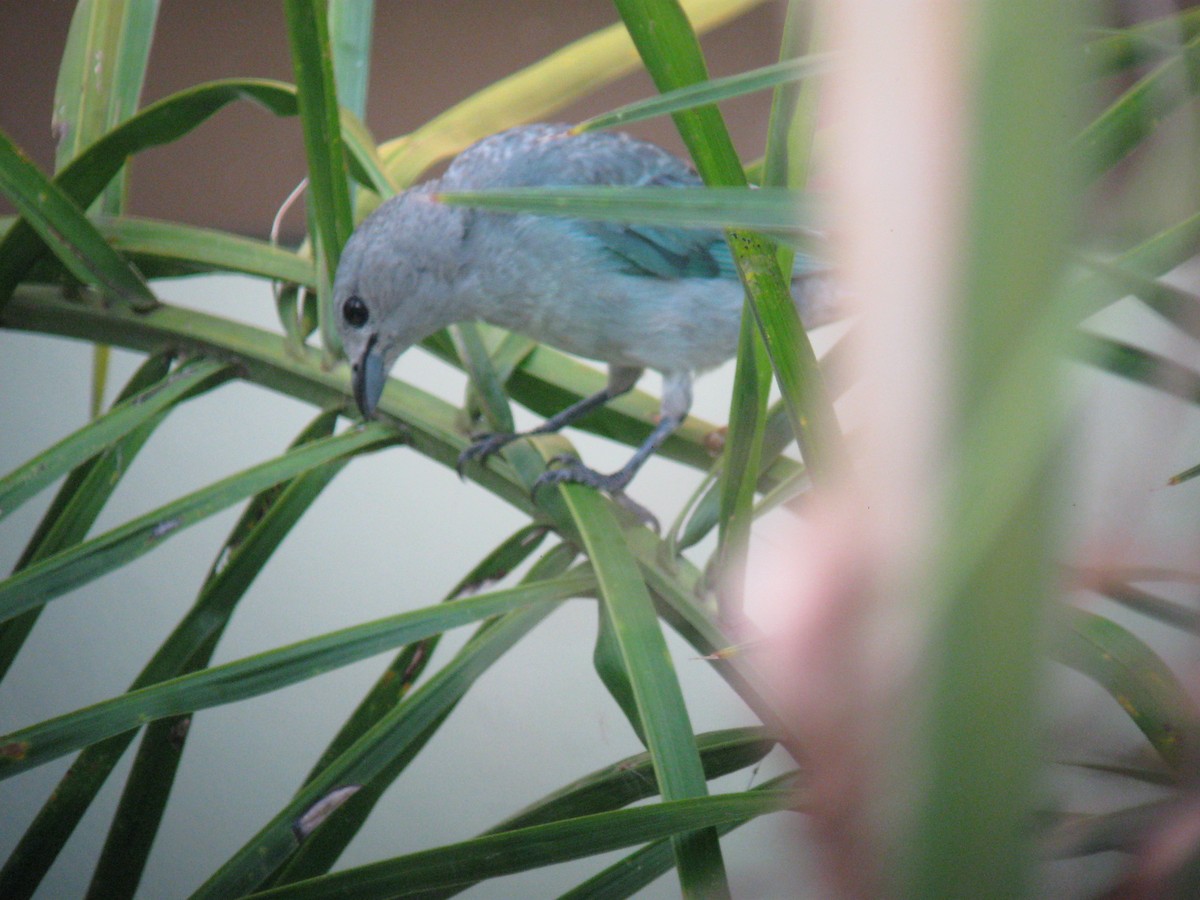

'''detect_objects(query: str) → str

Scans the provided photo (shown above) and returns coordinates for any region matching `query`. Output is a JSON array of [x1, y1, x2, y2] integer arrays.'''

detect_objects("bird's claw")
[[531, 462, 658, 531], [456, 431, 516, 478], [531, 457, 620, 495]]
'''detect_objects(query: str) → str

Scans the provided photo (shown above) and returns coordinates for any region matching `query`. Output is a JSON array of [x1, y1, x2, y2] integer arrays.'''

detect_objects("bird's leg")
[[533, 370, 692, 500], [456, 365, 643, 475]]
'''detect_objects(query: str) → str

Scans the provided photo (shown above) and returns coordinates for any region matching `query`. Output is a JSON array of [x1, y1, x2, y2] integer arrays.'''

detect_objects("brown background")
[[0, 1, 785, 239]]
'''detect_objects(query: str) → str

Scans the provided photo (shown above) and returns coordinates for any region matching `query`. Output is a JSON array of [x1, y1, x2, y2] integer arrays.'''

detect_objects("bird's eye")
[[342, 295, 369, 328]]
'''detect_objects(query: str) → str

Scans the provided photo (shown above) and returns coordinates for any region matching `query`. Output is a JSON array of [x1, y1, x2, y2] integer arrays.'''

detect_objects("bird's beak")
[[352, 335, 386, 418]]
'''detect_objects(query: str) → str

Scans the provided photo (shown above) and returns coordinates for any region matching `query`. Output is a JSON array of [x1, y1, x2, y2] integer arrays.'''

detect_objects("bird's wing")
[[575, 161, 735, 282], [442, 125, 828, 283]]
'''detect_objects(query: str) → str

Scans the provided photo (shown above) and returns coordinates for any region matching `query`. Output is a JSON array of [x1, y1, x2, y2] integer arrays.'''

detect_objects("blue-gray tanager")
[[334, 124, 834, 501]]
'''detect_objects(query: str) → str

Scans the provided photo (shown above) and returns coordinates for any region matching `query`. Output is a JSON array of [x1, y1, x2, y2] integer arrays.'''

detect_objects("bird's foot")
[[533, 454, 632, 494], [532, 456, 658, 531], [456, 431, 517, 477]]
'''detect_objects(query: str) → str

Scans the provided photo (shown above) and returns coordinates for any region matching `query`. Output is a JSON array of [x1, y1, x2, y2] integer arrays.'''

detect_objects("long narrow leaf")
[[577, 54, 834, 134], [559, 484, 727, 898], [0, 409, 343, 900], [0, 128, 156, 310], [0, 351, 172, 683], [559, 772, 800, 900], [1076, 332, 1200, 404], [424, 729, 777, 899], [1084, 8, 1200, 76], [53, 0, 160, 413], [0, 79, 379, 309], [1054, 607, 1200, 771], [85, 410, 346, 900], [716, 2, 820, 620], [286, 0, 354, 261], [436, 185, 817, 239], [1080, 255, 1200, 342], [450, 321, 514, 433], [0, 569, 592, 781], [266, 539, 572, 887], [613, 0, 842, 488], [53, 0, 160, 212], [190, 598, 575, 898], [328, 1, 373, 123], [0, 423, 397, 624], [249, 791, 794, 900], [99, 216, 316, 286], [1075, 30, 1200, 184], [286, 0, 354, 363], [492, 726, 773, 834], [0, 357, 231, 522]]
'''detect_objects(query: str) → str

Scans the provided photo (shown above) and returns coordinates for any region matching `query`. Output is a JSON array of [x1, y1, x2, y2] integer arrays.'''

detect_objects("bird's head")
[[334, 187, 469, 417]]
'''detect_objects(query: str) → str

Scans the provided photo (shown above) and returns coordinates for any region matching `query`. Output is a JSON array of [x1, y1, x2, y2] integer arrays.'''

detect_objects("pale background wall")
[[4, 2, 1200, 897]]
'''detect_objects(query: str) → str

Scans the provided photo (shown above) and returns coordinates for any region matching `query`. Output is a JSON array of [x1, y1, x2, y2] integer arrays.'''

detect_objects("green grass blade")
[[376, 0, 768, 190], [409, 730, 778, 900], [1075, 30, 1200, 184], [1079, 255, 1200, 342], [0, 78, 383, 309], [299, 525, 553, 782], [461, 326, 537, 428], [0, 356, 231, 522], [1084, 8, 1200, 76], [436, 185, 817, 240], [53, 0, 160, 413], [559, 484, 727, 898], [1078, 209, 1200, 317], [83, 410, 345, 900], [1169, 460, 1200, 486], [1054, 607, 1200, 771], [591, 588, 647, 744], [0, 423, 398, 624], [53, 0, 160, 211], [626, 529, 792, 741], [327, 1, 378, 200], [450, 321, 515, 433], [3, 286, 538, 513], [3, 285, 795, 524], [0, 128, 156, 310], [190, 597, 574, 899], [0, 351, 172, 684], [613, 0, 842, 487], [0, 410, 343, 900], [613, 0, 744, 182], [0, 569, 591, 782], [339, 107, 396, 199], [1075, 333, 1200, 405], [559, 772, 799, 900], [575, 54, 834, 134], [285, 0, 354, 361], [328, 1, 373, 122], [99, 216, 316, 285], [247, 792, 793, 900], [901, 2, 1081, 892], [491, 727, 773, 835], [89, 347, 110, 422], [265, 538, 571, 887], [1091, 579, 1200, 632], [716, 1, 819, 618], [286, 0, 354, 265]]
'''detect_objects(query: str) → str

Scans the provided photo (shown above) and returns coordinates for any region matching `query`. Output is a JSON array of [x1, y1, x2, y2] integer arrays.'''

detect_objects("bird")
[[333, 123, 835, 511]]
